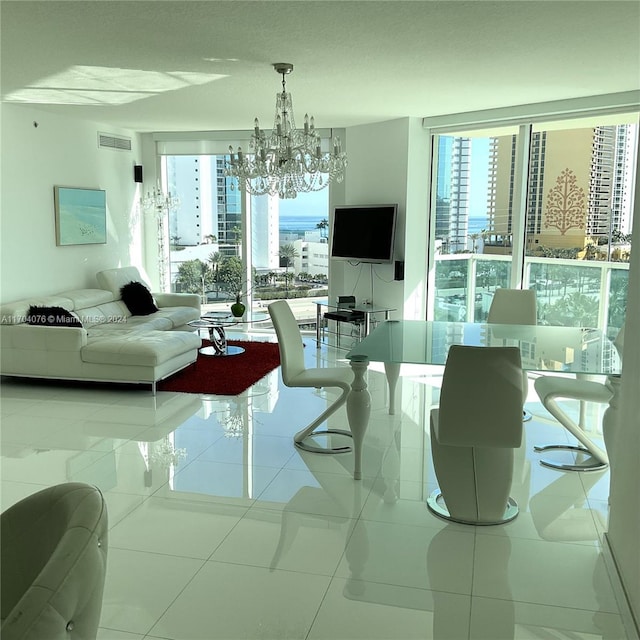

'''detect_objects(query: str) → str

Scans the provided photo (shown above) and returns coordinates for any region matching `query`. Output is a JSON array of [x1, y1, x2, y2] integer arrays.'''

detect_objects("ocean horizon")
[[280, 215, 324, 232], [281, 214, 488, 235]]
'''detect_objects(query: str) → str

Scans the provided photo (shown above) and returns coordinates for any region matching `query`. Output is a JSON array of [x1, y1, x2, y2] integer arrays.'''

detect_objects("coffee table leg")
[[208, 326, 227, 355]]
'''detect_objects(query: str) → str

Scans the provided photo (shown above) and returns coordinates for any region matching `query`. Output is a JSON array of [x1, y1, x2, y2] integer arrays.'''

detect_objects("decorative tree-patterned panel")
[[544, 168, 587, 235]]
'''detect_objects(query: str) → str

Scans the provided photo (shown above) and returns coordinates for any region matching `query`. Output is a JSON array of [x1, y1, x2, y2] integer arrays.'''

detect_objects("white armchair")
[[1, 483, 108, 640]]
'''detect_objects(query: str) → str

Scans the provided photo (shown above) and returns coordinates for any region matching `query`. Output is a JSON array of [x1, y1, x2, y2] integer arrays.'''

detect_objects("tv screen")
[[330, 204, 397, 264]]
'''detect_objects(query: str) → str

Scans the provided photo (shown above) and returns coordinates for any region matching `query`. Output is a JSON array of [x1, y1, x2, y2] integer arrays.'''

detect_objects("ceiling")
[[2, 1, 639, 134]]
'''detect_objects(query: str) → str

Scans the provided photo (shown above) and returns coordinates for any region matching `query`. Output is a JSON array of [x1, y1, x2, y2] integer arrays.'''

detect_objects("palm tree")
[[208, 251, 223, 298], [278, 243, 300, 298], [197, 260, 211, 302], [468, 232, 481, 253], [175, 259, 212, 299], [316, 218, 329, 238]]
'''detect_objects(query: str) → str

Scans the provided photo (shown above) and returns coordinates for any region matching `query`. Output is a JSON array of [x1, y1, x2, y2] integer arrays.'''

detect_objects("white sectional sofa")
[[0, 267, 202, 393]]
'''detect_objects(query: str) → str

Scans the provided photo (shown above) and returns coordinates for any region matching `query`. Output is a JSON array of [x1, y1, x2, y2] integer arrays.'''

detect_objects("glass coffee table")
[[189, 313, 245, 356], [189, 311, 270, 356]]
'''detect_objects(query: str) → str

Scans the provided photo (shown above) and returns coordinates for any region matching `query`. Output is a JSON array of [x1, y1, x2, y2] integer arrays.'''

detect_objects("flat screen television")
[[330, 204, 397, 264]]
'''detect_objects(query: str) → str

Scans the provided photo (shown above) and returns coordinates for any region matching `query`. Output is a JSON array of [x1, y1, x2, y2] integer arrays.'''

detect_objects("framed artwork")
[[54, 186, 107, 246]]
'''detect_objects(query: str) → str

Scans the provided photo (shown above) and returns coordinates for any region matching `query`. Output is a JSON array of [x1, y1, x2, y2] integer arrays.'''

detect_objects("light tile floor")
[[0, 333, 632, 640]]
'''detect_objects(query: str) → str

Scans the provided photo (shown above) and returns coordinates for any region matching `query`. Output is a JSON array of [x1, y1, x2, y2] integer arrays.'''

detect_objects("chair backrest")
[[437, 345, 523, 448], [268, 300, 306, 384], [487, 288, 537, 325], [1, 482, 108, 640]]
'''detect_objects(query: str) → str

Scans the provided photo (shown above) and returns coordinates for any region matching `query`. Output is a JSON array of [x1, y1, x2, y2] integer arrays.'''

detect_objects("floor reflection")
[[0, 336, 630, 640]]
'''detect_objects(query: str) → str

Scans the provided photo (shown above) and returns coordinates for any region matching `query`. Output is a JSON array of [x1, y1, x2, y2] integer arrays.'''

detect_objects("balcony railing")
[[434, 253, 629, 340]]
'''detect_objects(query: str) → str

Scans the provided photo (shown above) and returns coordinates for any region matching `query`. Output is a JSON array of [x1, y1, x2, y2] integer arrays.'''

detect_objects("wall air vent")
[[98, 132, 132, 151]]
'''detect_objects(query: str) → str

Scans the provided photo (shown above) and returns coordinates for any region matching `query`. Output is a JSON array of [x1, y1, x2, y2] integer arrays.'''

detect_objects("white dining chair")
[[268, 300, 354, 454], [487, 287, 537, 421], [427, 345, 524, 525], [533, 324, 624, 471]]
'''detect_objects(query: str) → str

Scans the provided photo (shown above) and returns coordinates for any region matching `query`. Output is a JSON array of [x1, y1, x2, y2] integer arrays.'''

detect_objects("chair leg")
[[522, 372, 532, 422], [534, 393, 609, 471], [427, 490, 519, 526], [293, 386, 352, 454], [427, 433, 519, 525]]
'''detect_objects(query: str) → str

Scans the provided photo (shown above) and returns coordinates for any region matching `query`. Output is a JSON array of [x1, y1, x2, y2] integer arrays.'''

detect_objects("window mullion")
[[240, 188, 252, 310], [510, 123, 532, 288]]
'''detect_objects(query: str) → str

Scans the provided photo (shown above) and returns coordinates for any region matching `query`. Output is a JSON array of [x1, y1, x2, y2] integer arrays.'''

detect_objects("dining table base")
[[346, 355, 371, 480]]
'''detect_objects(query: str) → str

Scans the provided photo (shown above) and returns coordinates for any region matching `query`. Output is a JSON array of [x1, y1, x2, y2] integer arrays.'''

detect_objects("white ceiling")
[[2, 0, 639, 134]]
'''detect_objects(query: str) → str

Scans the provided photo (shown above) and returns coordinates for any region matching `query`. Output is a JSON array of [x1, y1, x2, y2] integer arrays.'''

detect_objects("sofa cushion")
[[59, 289, 114, 309], [1, 290, 114, 325], [87, 315, 173, 334], [76, 301, 130, 327], [1, 295, 75, 325], [82, 331, 200, 367], [120, 282, 158, 316], [96, 267, 150, 299], [27, 305, 82, 328], [154, 306, 201, 329]]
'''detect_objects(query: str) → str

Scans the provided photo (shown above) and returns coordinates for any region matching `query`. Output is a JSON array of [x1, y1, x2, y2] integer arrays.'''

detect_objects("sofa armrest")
[[0, 324, 88, 350], [153, 293, 201, 311]]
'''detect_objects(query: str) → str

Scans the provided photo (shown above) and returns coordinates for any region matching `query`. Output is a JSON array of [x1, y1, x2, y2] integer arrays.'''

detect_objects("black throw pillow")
[[27, 305, 83, 328], [120, 281, 158, 316]]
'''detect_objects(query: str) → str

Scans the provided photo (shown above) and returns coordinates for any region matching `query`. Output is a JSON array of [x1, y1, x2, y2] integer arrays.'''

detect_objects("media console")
[[314, 299, 396, 349]]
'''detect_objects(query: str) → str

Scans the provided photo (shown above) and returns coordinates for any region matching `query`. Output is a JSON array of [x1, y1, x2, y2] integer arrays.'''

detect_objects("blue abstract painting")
[[55, 186, 106, 246]]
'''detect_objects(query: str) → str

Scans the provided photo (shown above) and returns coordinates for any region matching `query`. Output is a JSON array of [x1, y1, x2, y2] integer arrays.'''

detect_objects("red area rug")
[[158, 340, 281, 395]]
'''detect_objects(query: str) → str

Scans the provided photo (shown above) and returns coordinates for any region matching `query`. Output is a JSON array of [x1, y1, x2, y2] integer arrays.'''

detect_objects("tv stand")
[[314, 299, 396, 348]]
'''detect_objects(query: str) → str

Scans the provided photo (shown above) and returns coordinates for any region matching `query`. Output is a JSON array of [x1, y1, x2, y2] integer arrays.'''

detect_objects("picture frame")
[[54, 186, 107, 246]]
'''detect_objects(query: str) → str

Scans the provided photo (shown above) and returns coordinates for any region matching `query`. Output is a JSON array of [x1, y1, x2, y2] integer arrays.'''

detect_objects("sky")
[[279, 136, 491, 220], [469, 138, 490, 219], [279, 188, 328, 218]]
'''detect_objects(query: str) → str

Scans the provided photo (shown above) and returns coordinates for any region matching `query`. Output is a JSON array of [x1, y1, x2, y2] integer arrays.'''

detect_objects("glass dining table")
[[342, 320, 622, 480]]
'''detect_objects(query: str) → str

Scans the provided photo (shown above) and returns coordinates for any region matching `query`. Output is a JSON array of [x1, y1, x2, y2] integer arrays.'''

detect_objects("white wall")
[[332, 117, 429, 316], [0, 104, 144, 302], [607, 145, 640, 628]]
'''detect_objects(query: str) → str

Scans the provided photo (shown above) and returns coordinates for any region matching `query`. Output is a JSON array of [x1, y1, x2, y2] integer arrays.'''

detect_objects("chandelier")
[[140, 182, 180, 292], [225, 63, 347, 199], [141, 182, 180, 217]]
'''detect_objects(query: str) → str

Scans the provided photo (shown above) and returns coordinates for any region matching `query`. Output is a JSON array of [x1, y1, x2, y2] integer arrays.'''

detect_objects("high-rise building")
[[436, 136, 471, 253], [611, 124, 638, 236], [165, 156, 217, 247], [486, 124, 637, 255], [250, 194, 280, 272], [214, 156, 242, 256], [485, 134, 517, 251], [164, 155, 280, 268]]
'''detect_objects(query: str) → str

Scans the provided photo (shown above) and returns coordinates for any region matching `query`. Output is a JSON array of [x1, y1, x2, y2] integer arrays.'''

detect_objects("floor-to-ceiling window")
[[161, 153, 329, 320], [433, 128, 518, 321], [162, 154, 243, 304], [429, 114, 638, 337]]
